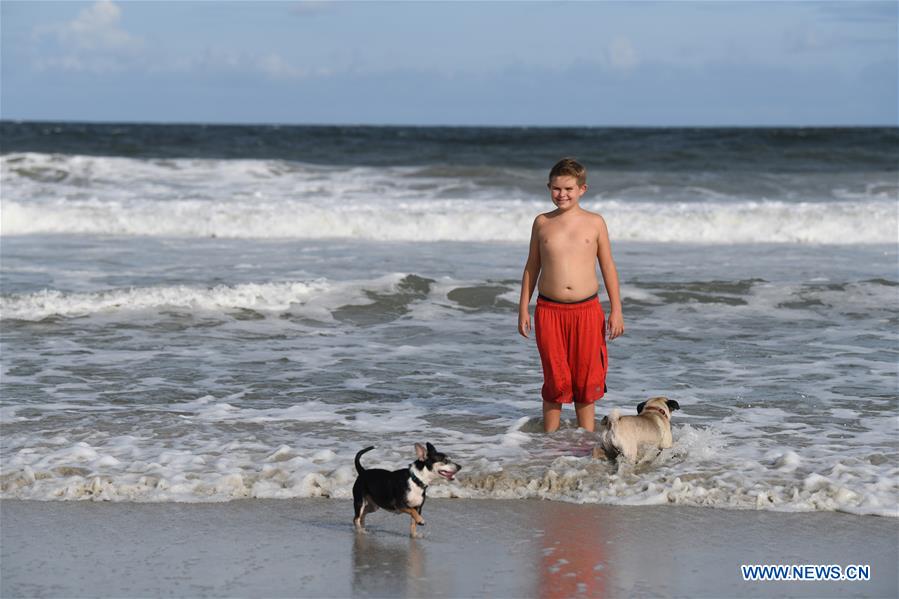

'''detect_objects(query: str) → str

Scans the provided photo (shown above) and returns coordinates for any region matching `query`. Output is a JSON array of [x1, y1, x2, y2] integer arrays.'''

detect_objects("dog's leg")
[[356, 497, 379, 532], [353, 497, 366, 532], [354, 493, 376, 531], [620, 438, 638, 462], [399, 507, 426, 538], [352, 479, 366, 531], [353, 487, 363, 530], [399, 506, 425, 526], [660, 430, 673, 449]]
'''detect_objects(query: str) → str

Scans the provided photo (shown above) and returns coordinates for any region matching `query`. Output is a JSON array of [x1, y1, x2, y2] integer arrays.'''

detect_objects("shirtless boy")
[[518, 158, 624, 433]]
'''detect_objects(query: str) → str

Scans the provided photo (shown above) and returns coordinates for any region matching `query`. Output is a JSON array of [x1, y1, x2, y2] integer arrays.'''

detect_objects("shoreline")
[[2, 498, 896, 598]]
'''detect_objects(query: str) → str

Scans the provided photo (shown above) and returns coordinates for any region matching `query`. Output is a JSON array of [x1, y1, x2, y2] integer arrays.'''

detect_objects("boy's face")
[[547, 175, 588, 211]]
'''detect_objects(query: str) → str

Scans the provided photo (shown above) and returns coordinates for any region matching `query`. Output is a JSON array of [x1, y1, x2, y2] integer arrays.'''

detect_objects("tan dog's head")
[[636, 396, 681, 419]]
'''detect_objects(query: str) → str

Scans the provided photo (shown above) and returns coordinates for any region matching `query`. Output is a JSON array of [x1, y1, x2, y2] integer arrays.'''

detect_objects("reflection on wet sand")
[[352, 532, 426, 597], [537, 502, 611, 598]]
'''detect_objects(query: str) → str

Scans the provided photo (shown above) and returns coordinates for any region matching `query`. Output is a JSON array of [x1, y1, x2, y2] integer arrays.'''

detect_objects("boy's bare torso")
[[535, 208, 602, 302]]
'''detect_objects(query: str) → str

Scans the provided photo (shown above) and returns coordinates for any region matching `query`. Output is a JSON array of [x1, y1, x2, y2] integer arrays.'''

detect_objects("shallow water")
[[2, 235, 896, 515], [1, 124, 897, 515]]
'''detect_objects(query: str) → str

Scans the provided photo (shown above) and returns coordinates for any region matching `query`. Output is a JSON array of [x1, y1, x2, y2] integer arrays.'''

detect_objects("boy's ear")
[[636, 401, 647, 414], [415, 443, 426, 460]]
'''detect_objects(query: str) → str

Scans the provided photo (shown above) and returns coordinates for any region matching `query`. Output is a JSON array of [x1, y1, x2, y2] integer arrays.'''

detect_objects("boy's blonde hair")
[[549, 158, 587, 186]]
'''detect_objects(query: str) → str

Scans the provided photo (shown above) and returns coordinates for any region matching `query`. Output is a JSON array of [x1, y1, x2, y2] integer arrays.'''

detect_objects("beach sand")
[[2, 498, 896, 598]]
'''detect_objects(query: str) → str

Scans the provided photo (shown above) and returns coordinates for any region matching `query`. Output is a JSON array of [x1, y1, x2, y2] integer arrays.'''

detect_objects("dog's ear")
[[666, 399, 681, 412], [636, 401, 646, 414], [414, 443, 426, 460], [425, 442, 437, 456]]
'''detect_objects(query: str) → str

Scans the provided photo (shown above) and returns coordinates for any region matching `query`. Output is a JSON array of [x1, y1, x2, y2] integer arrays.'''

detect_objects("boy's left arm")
[[596, 216, 624, 340]]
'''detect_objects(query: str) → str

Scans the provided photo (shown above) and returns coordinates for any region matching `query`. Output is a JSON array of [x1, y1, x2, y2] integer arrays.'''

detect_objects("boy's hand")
[[518, 310, 531, 338], [607, 311, 624, 341]]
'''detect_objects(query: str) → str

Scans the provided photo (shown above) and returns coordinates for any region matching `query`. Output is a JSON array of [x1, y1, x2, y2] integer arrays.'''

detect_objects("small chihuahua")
[[352, 442, 461, 537]]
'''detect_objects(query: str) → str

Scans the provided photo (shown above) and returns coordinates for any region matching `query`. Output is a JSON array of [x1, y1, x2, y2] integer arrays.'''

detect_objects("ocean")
[[1, 122, 896, 516]]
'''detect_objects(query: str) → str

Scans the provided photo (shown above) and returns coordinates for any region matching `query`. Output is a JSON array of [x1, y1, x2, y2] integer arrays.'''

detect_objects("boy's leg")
[[543, 401, 562, 433], [569, 300, 605, 433], [574, 402, 595, 432], [536, 299, 572, 431]]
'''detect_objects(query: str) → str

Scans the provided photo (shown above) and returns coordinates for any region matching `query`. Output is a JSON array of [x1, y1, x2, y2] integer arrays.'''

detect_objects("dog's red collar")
[[641, 406, 669, 420]]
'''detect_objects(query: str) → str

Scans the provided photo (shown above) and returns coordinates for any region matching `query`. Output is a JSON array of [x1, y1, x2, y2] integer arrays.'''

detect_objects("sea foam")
[[2, 424, 896, 517], [3, 197, 894, 244], [2, 153, 895, 244]]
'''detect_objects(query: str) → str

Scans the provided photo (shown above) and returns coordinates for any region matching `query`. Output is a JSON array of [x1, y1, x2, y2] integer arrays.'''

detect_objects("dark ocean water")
[[2, 121, 897, 171]]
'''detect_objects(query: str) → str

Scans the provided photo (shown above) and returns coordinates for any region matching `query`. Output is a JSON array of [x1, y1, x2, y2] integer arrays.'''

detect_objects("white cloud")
[[30, 3, 309, 80], [258, 53, 309, 79], [32, 1, 142, 72], [609, 36, 638, 70], [157, 47, 313, 80], [50, 0, 141, 51]]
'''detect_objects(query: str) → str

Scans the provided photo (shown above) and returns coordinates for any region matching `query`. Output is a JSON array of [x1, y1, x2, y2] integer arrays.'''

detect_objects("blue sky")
[[1, 1, 896, 126]]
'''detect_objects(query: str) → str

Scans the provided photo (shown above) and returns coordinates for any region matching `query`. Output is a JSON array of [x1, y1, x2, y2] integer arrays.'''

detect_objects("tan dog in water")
[[593, 396, 681, 461]]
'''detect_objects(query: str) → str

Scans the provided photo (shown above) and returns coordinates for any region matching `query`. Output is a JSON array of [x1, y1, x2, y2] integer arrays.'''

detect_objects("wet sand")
[[2, 498, 896, 598]]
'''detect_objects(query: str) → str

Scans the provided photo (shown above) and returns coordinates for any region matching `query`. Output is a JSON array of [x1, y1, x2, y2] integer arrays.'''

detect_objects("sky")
[[1, 1, 896, 126]]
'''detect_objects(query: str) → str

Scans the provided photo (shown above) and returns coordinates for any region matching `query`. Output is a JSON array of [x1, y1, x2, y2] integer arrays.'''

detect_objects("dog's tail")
[[355, 446, 375, 474], [606, 408, 621, 426]]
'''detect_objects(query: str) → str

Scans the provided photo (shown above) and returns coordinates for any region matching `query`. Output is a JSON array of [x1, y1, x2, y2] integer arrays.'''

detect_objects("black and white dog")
[[353, 442, 461, 537]]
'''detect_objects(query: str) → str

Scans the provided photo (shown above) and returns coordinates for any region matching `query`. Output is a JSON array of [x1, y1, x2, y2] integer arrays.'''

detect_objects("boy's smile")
[[548, 175, 588, 211]]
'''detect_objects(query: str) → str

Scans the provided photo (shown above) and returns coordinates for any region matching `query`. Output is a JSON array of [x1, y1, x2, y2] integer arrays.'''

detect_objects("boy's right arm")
[[518, 217, 541, 338]]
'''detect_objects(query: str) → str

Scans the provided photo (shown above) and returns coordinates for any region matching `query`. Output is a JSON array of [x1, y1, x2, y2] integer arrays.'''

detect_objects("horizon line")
[[2, 118, 897, 129]]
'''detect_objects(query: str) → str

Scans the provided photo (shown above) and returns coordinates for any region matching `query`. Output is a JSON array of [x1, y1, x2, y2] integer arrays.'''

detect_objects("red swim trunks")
[[534, 294, 607, 404]]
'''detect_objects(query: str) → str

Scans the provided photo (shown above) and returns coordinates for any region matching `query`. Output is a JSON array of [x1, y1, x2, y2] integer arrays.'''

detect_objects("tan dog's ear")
[[636, 401, 646, 414], [666, 399, 681, 412]]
